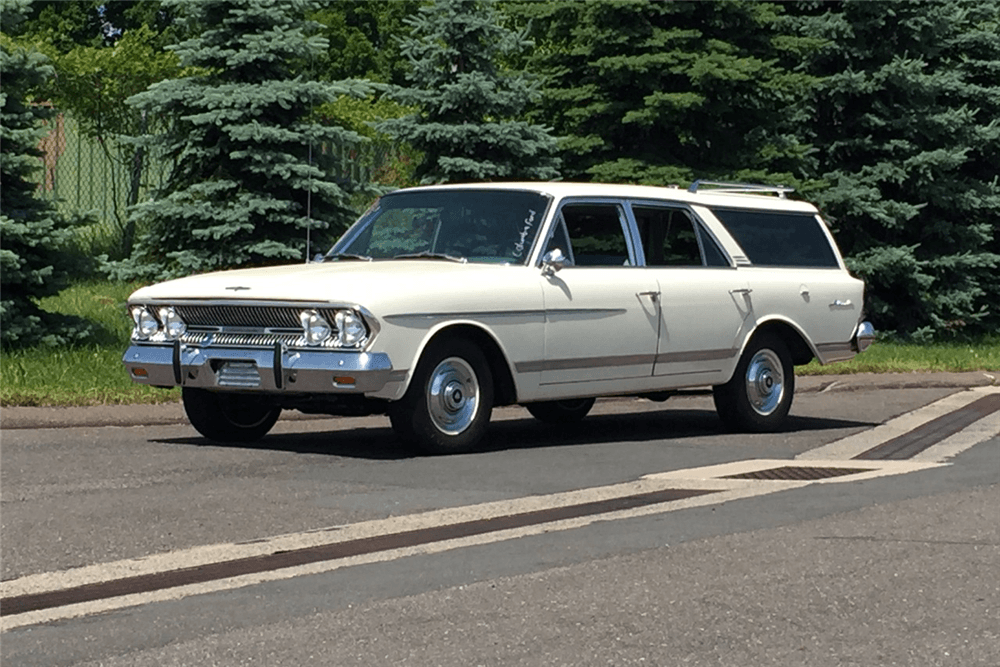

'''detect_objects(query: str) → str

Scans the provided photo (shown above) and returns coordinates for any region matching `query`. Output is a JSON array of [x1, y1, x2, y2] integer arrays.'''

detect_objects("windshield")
[[329, 189, 551, 265]]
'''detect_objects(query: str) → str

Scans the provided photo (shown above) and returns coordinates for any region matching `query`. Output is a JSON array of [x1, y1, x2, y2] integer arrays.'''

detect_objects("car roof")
[[393, 181, 820, 214]]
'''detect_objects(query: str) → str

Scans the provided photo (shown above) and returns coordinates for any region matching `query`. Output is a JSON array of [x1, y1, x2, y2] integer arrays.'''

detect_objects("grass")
[[2, 281, 998, 407], [800, 337, 1000, 375], [1, 346, 181, 406], [1, 281, 181, 407]]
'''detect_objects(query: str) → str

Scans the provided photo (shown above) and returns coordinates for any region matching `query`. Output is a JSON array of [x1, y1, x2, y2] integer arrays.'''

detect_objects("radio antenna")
[[305, 31, 315, 263], [305, 138, 313, 262]]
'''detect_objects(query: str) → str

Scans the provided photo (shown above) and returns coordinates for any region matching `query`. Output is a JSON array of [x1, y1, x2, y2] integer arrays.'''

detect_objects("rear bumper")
[[852, 321, 876, 353], [123, 343, 395, 394]]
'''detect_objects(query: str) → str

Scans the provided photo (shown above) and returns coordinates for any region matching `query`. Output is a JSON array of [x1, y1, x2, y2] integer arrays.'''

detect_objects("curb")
[[1, 372, 995, 431]]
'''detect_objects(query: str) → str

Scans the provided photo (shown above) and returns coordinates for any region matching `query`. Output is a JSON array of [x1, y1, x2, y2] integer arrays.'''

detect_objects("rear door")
[[631, 203, 751, 384]]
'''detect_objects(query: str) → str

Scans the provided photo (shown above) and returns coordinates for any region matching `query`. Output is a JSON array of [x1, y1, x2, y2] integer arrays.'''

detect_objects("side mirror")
[[312, 253, 326, 264], [541, 248, 567, 276]]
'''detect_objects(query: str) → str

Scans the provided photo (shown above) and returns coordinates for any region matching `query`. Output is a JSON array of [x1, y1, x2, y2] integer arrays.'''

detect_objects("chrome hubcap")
[[427, 357, 479, 435], [745, 349, 784, 416]]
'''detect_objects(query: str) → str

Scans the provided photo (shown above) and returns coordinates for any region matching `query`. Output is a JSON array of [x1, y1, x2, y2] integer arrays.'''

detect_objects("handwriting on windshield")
[[512, 210, 537, 258]]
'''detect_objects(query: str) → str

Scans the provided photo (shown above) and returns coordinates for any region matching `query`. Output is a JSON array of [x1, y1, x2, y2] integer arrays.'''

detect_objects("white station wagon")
[[124, 181, 875, 453]]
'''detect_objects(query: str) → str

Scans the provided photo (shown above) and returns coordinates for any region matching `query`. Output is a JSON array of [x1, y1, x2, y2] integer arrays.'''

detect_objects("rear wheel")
[[182, 388, 281, 442], [712, 334, 794, 432], [526, 397, 596, 423], [390, 338, 494, 455]]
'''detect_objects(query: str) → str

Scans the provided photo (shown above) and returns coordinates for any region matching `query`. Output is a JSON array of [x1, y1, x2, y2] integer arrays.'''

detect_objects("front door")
[[539, 202, 660, 385]]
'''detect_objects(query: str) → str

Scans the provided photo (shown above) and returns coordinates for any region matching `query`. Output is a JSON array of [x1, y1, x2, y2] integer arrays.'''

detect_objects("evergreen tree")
[[512, 0, 823, 187], [119, 0, 372, 279], [309, 1, 423, 190], [378, 0, 560, 184], [1, 0, 92, 348], [310, 0, 420, 85], [800, 0, 1000, 339]]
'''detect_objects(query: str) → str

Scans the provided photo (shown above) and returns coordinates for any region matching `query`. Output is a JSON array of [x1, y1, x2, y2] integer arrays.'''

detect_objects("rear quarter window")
[[711, 208, 840, 268]]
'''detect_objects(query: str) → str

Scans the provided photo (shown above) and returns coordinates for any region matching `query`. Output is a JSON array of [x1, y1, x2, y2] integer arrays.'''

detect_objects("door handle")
[[637, 291, 659, 302], [831, 299, 853, 307], [729, 288, 753, 295]]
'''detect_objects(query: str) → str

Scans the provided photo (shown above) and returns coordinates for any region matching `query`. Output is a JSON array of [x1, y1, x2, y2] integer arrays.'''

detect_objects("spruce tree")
[[800, 0, 1000, 339], [1, 0, 92, 348], [120, 0, 372, 279], [512, 0, 822, 187], [378, 0, 560, 184]]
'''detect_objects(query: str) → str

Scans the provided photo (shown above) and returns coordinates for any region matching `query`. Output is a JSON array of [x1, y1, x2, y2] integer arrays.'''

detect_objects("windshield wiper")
[[392, 252, 467, 263], [325, 252, 373, 262]]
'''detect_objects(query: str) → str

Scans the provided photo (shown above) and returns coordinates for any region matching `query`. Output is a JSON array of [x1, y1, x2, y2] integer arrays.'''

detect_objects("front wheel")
[[526, 397, 596, 423], [389, 338, 494, 455], [712, 334, 794, 433], [182, 388, 281, 442]]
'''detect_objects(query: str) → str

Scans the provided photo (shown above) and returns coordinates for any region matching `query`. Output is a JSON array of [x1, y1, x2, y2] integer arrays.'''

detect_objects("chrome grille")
[[178, 331, 341, 349], [175, 305, 307, 329], [138, 304, 353, 349]]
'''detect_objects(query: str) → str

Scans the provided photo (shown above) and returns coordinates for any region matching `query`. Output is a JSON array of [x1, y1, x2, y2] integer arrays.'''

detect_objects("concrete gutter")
[[1, 371, 996, 431]]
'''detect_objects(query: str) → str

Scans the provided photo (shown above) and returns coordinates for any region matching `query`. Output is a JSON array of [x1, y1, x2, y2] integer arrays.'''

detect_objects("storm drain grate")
[[854, 393, 1000, 461], [721, 466, 874, 481]]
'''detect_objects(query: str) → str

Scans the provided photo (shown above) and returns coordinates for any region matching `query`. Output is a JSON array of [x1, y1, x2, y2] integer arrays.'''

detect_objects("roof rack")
[[687, 180, 794, 199]]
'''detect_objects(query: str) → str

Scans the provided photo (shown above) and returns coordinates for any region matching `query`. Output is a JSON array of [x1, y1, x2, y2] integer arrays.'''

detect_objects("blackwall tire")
[[712, 334, 794, 433], [182, 388, 281, 443], [389, 338, 494, 455], [526, 398, 596, 423]]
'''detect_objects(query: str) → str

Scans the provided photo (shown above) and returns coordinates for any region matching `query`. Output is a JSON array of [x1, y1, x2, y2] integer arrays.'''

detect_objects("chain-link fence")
[[35, 113, 412, 260], [36, 112, 171, 259]]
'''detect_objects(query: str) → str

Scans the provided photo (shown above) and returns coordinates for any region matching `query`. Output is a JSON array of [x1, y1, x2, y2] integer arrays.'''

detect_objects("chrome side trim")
[[385, 310, 546, 324], [546, 308, 628, 319], [815, 341, 856, 364], [655, 348, 737, 364], [816, 342, 854, 355], [652, 368, 725, 378], [516, 353, 656, 374], [384, 308, 626, 325], [515, 348, 738, 375]]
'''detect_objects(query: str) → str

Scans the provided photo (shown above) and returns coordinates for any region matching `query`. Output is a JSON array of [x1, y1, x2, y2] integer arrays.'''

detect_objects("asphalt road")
[[2, 372, 998, 666]]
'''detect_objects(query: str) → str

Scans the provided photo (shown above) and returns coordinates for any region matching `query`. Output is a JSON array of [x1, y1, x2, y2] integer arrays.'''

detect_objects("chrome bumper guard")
[[123, 343, 394, 394], [852, 321, 876, 353]]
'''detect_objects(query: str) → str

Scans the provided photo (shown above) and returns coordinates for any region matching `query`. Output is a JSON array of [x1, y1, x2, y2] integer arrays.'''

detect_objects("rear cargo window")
[[711, 208, 839, 268]]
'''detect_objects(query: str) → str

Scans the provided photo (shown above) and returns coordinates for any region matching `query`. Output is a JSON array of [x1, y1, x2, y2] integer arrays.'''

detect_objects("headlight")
[[158, 307, 187, 340], [300, 309, 333, 345], [335, 310, 368, 347], [131, 306, 160, 340]]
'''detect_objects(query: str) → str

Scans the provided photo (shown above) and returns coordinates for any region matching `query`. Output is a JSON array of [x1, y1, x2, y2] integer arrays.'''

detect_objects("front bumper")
[[123, 343, 395, 394]]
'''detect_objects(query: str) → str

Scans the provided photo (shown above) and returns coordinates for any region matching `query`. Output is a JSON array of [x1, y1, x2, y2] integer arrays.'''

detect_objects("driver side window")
[[543, 203, 632, 267]]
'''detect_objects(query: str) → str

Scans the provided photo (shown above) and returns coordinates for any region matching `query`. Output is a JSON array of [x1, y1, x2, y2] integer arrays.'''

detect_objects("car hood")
[[128, 261, 528, 306]]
